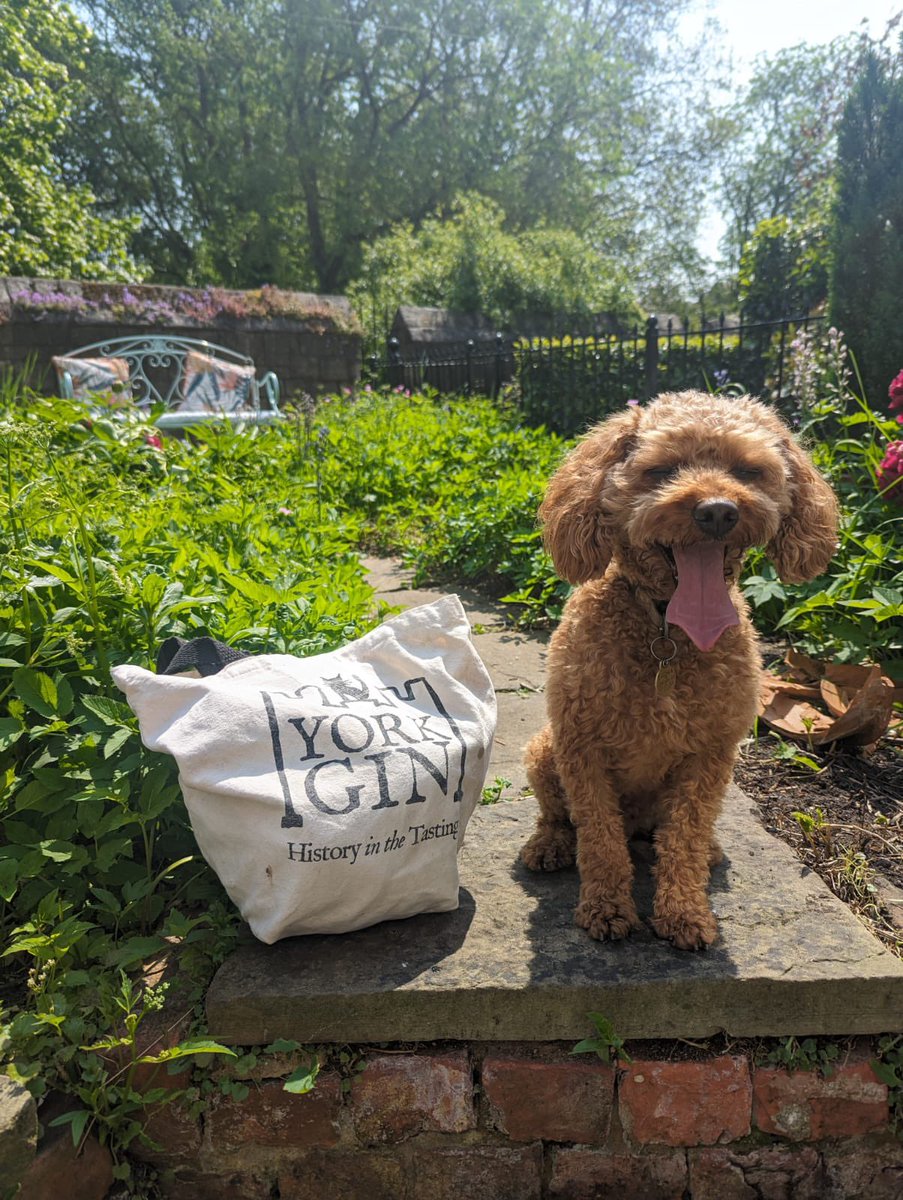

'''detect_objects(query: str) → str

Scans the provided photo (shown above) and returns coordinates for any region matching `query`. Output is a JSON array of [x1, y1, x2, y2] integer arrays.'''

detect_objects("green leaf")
[[264, 1038, 302, 1055], [103, 726, 135, 758], [283, 1058, 319, 1094], [12, 667, 58, 718], [81, 695, 135, 727], [105, 935, 167, 969], [49, 1108, 91, 1147], [0, 859, 20, 902], [0, 716, 25, 751], [140, 1039, 238, 1064]]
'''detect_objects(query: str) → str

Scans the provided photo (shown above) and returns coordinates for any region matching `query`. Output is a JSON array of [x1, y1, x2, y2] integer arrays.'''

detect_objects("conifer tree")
[[829, 44, 903, 404]]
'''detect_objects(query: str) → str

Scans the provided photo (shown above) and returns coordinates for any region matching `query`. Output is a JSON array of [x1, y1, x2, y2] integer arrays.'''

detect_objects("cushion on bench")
[[179, 350, 255, 413], [52, 355, 131, 406]]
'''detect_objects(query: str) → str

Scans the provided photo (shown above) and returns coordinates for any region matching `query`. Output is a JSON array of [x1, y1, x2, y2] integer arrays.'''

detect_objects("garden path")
[[362, 554, 545, 798]]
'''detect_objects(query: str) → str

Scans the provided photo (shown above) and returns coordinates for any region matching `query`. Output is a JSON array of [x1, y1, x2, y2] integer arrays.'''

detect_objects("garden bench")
[[52, 334, 282, 430]]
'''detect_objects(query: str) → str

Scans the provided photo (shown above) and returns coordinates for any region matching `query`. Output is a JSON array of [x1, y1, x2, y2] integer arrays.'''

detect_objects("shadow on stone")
[[509, 832, 742, 990]]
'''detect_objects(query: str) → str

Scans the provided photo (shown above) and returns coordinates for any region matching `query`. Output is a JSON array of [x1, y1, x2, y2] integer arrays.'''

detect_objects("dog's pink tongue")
[[666, 542, 739, 652]]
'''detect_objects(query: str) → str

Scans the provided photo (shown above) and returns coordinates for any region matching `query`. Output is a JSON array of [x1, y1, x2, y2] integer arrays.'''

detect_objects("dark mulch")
[[735, 734, 903, 954]]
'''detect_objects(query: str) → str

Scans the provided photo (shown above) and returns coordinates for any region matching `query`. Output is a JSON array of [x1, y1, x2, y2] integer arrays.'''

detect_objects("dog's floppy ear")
[[539, 407, 640, 584], [767, 434, 839, 583]]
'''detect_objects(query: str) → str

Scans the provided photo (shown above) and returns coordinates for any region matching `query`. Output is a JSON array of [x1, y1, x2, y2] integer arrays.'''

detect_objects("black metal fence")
[[373, 333, 514, 398], [369, 312, 827, 435]]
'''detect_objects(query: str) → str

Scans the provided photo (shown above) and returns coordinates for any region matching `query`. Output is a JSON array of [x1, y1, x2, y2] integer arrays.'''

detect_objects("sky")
[[683, 0, 903, 262]]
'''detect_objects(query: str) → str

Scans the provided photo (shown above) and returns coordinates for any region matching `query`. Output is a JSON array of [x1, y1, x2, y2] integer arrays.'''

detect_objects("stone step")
[[205, 557, 903, 1045], [206, 788, 903, 1044]]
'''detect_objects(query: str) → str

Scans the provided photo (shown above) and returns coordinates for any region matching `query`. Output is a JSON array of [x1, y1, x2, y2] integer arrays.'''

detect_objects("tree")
[[349, 192, 640, 336], [717, 38, 860, 287], [830, 38, 903, 405], [71, 0, 719, 295], [0, 0, 140, 279], [737, 192, 832, 323]]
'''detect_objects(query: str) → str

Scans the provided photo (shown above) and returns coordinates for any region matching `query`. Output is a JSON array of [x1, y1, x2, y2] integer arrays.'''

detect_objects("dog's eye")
[[732, 466, 762, 482], [645, 466, 679, 482]]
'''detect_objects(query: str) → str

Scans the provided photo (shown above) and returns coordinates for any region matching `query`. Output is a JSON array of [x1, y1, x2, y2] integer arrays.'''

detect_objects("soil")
[[734, 734, 903, 955]]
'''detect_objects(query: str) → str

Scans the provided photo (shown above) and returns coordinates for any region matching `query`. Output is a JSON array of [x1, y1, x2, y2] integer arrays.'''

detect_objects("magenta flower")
[[889, 369, 903, 422], [876, 440, 903, 504], [145, 432, 163, 449]]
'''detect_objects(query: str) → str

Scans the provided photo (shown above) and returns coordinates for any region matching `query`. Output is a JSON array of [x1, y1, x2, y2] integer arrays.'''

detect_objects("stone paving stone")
[[207, 789, 903, 1044], [204, 558, 903, 1044]]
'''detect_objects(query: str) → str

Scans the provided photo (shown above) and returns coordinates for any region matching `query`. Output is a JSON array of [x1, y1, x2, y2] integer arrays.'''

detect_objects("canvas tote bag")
[[112, 596, 496, 943]]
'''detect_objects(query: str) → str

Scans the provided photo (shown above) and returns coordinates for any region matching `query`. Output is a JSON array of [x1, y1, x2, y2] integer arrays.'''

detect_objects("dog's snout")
[[693, 498, 739, 539]]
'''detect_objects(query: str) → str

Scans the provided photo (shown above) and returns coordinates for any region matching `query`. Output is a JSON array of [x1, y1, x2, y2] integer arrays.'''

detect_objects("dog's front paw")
[[521, 825, 576, 872], [652, 908, 719, 951], [575, 896, 640, 942]]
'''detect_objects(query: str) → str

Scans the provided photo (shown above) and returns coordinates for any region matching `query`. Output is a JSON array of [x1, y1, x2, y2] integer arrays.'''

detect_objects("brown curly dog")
[[522, 391, 839, 950]]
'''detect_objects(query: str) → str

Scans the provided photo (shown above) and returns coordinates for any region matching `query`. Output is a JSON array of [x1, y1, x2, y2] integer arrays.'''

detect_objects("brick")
[[350, 1052, 474, 1143], [822, 1140, 903, 1199], [205, 1074, 341, 1151], [482, 1056, 615, 1144], [408, 1144, 543, 1200], [130, 1084, 201, 1166], [18, 1129, 113, 1200], [753, 1063, 888, 1140], [549, 1147, 687, 1199], [619, 1056, 751, 1147], [689, 1145, 824, 1199], [163, 1167, 275, 1200], [279, 1150, 406, 1200]]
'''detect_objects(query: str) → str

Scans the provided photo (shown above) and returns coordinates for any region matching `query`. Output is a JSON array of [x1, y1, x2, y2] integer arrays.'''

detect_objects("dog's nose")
[[693, 499, 739, 539]]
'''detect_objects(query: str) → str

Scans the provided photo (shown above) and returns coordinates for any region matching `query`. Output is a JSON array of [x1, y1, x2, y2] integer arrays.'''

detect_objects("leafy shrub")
[[0, 397, 376, 1171], [741, 328, 903, 670]]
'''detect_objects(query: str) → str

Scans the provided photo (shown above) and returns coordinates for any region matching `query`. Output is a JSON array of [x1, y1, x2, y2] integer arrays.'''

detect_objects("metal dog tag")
[[654, 663, 677, 697]]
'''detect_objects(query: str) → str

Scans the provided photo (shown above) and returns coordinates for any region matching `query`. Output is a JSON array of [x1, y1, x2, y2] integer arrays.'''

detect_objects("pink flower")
[[627, 398, 640, 407], [145, 432, 163, 449], [277, 506, 293, 516], [876, 440, 903, 503], [889, 369, 903, 418]]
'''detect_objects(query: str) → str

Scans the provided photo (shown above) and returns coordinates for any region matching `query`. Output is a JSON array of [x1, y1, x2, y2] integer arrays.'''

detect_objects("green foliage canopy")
[[71, 0, 717, 295], [718, 38, 860, 277], [348, 193, 640, 334], [0, 0, 141, 279], [829, 39, 903, 405]]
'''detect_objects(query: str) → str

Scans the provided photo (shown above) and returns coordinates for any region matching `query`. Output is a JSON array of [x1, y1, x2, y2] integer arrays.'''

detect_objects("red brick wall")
[[24, 1041, 897, 1199]]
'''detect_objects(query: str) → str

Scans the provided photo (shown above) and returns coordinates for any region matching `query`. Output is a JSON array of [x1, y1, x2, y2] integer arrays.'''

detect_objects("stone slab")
[[206, 788, 903, 1044], [373, 586, 512, 630], [360, 555, 415, 593], [487, 689, 548, 796], [0, 1075, 37, 1194], [474, 631, 549, 692]]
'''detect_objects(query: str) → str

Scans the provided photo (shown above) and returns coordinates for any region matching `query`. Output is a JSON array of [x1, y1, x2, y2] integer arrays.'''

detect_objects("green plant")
[[742, 327, 903, 670], [0, 397, 380, 1181], [760, 1035, 839, 1077], [873, 1034, 903, 1132], [1, 968, 236, 1176], [571, 1012, 632, 1065], [768, 734, 823, 773], [480, 776, 512, 805]]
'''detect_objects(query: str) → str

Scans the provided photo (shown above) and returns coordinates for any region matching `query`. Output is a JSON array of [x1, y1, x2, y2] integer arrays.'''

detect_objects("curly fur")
[[522, 391, 839, 950]]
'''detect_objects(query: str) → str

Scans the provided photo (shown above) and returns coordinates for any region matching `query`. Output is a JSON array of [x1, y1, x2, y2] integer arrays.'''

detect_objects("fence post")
[[643, 314, 659, 401], [465, 339, 474, 395], [494, 332, 504, 397], [387, 336, 402, 390]]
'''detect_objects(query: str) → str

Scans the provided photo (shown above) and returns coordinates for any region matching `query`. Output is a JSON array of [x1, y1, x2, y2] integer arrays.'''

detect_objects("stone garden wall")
[[11, 1039, 900, 1199], [0, 278, 362, 401]]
